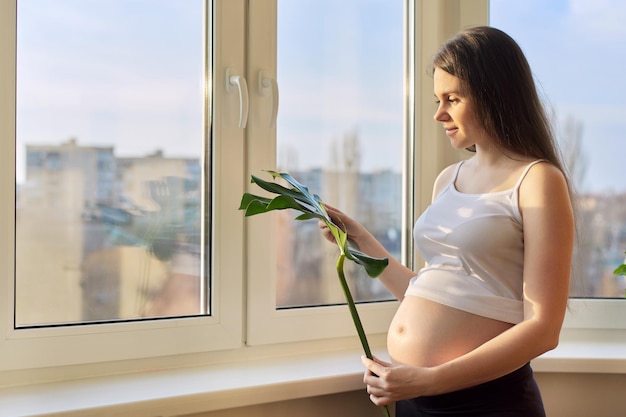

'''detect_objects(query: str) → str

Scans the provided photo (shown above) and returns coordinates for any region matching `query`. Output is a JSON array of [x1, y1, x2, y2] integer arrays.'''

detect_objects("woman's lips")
[[445, 127, 458, 136]]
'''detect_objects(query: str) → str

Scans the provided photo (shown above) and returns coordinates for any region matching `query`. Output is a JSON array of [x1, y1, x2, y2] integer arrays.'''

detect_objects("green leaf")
[[250, 176, 303, 200], [295, 212, 326, 221], [239, 192, 271, 211], [266, 194, 312, 212], [242, 171, 389, 275], [251, 174, 321, 212], [242, 199, 271, 216], [346, 247, 389, 278], [265, 171, 326, 211], [241, 170, 391, 417], [615, 252, 626, 277], [614, 264, 626, 276], [268, 171, 314, 198], [329, 224, 348, 254], [251, 171, 330, 220]]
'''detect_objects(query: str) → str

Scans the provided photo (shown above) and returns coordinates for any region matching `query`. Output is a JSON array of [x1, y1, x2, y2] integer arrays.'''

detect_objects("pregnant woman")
[[319, 26, 574, 417]]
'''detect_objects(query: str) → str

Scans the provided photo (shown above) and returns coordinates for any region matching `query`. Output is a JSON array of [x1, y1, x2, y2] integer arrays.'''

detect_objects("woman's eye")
[[435, 97, 458, 105]]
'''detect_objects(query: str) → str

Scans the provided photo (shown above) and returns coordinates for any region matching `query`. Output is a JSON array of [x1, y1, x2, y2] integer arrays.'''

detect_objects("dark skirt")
[[395, 363, 545, 417]]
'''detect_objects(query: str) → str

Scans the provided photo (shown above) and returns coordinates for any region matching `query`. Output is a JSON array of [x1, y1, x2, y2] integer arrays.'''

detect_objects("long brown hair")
[[434, 26, 581, 295], [433, 26, 565, 173]]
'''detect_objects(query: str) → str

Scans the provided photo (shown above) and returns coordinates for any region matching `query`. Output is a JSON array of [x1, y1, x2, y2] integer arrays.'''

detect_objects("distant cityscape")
[[13, 138, 626, 326], [16, 139, 203, 325], [14, 138, 402, 325]]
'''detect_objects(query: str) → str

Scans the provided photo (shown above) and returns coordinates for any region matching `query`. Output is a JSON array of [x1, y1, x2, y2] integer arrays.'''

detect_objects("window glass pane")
[[275, 0, 403, 308], [490, 0, 626, 298], [15, 0, 206, 326]]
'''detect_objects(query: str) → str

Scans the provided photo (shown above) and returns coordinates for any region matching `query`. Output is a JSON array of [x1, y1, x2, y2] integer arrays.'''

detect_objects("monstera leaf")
[[240, 170, 390, 417]]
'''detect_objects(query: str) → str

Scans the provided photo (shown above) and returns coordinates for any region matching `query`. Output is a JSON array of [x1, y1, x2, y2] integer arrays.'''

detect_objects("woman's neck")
[[472, 143, 526, 168]]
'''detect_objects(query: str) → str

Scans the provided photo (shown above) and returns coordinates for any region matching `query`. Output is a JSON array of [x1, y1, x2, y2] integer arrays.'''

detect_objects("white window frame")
[[0, 0, 621, 382], [0, 0, 245, 372], [243, 0, 407, 346]]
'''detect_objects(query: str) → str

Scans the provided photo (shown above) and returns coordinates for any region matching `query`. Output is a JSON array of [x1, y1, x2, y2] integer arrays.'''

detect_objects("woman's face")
[[433, 68, 488, 149]]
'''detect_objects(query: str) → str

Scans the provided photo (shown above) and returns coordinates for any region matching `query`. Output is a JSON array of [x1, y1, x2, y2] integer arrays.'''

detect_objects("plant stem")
[[336, 254, 372, 358], [336, 254, 391, 417]]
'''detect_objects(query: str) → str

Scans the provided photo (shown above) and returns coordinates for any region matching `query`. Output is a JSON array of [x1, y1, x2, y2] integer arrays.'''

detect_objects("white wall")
[[537, 372, 626, 417]]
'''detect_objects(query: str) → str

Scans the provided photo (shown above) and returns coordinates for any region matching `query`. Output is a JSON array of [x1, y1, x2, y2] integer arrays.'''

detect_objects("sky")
[[15, 0, 626, 193], [16, 0, 204, 181], [490, 0, 626, 193], [275, 0, 403, 174]]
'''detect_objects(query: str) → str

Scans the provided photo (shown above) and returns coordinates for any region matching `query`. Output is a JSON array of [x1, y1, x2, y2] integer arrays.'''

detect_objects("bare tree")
[[560, 115, 588, 191]]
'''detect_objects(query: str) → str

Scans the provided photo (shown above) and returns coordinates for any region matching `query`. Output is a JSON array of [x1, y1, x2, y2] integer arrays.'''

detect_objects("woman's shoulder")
[[520, 160, 567, 189], [518, 160, 571, 208]]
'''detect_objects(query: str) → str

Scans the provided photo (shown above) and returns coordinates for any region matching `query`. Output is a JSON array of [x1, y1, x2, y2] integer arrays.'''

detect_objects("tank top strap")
[[512, 159, 546, 192], [449, 161, 464, 187]]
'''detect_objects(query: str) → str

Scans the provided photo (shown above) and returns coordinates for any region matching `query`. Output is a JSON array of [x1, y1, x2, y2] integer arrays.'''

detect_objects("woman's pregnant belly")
[[387, 295, 513, 367]]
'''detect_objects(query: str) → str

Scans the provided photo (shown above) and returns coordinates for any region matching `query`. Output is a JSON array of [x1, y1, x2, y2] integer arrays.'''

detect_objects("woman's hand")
[[318, 204, 369, 247], [319, 204, 415, 300], [361, 356, 435, 406]]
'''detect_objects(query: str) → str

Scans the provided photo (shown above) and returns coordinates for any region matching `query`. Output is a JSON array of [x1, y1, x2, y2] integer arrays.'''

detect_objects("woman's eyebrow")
[[433, 90, 459, 97]]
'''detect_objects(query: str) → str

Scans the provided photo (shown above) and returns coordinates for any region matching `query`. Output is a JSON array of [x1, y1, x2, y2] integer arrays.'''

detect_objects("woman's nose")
[[433, 104, 448, 122]]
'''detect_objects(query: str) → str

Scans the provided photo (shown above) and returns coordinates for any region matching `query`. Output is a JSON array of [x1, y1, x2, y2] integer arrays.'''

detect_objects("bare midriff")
[[387, 295, 513, 367]]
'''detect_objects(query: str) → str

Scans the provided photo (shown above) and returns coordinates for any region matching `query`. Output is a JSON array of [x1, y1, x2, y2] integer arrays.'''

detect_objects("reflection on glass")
[[275, 0, 403, 308], [15, 0, 205, 326], [490, 0, 626, 298]]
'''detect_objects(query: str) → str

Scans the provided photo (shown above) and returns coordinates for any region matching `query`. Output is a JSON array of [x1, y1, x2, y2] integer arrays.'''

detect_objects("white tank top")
[[405, 160, 544, 324]]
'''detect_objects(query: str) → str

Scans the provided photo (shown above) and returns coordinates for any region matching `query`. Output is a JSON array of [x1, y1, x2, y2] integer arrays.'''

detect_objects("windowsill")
[[0, 347, 380, 417], [531, 328, 626, 374], [0, 329, 625, 417]]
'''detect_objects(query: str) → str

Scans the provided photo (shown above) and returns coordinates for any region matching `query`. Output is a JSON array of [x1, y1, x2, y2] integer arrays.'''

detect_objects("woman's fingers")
[[371, 355, 393, 368], [318, 220, 337, 243], [361, 355, 389, 377]]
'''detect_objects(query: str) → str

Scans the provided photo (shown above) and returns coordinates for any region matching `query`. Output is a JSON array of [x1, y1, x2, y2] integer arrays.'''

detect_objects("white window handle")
[[225, 67, 249, 128], [258, 71, 279, 128]]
